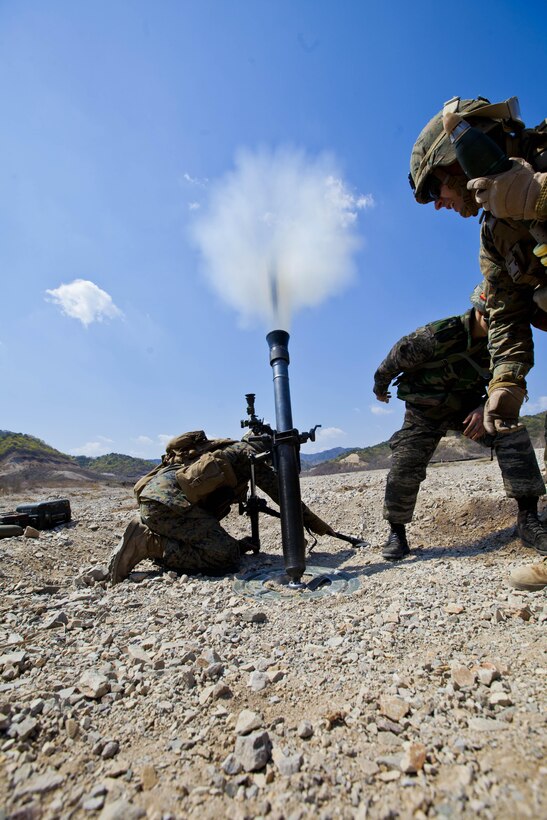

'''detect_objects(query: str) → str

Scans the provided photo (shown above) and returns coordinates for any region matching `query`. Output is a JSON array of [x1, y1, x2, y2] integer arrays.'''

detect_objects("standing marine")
[[109, 431, 334, 583], [409, 95, 547, 589], [373, 286, 547, 561]]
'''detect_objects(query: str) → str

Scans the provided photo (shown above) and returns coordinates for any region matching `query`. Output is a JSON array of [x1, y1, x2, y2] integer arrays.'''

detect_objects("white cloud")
[[69, 440, 113, 457], [370, 404, 393, 416], [135, 435, 153, 445], [316, 426, 345, 443], [188, 202, 201, 211], [303, 426, 347, 454], [183, 172, 208, 187], [45, 279, 123, 326], [526, 396, 547, 413], [158, 434, 174, 447]]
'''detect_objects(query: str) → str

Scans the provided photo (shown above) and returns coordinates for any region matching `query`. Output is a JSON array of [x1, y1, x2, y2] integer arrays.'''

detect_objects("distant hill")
[[0, 432, 158, 490], [520, 410, 546, 445], [0, 411, 544, 489], [0, 431, 100, 490], [307, 410, 546, 476], [74, 453, 159, 481], [300, 447, 357, 469]]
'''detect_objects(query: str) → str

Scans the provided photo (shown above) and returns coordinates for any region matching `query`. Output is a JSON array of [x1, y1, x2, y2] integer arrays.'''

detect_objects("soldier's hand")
[[462, 408, 485, 441], [483, 384, 526, 435], [375, 392, 391, 404], [238, 536, 259, 554], [467, 158, 547, 221]]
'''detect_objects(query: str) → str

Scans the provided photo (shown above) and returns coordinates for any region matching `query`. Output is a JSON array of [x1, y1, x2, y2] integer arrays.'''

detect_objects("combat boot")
[[517, 511, 547, 555], [382, 524, 410, 561], [508, 561, 547, 591], [109, 517, 164, 584]]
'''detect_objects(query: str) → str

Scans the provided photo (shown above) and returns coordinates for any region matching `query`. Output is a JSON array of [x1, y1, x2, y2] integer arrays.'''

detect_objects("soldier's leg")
[[384, 408, 443, 524], [109, 516, 164, 584], [484, 427, 547, 555], [383, 408, 442, 560], [141, 501, 241, 575]]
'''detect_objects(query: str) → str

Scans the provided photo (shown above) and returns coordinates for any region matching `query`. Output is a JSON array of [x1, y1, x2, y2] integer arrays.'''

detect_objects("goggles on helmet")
[[409, 172, 440, 203]]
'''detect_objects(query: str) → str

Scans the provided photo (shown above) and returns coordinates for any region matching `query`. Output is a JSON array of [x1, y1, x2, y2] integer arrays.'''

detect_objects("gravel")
[[0, 457, 545, 819]]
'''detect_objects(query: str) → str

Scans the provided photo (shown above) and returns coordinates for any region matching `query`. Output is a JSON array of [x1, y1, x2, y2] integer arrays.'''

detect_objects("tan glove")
[[533, 244, 547, 269], [304, 510, 335, 537], [467, 158, 547, 221], [483, 384, 526, 435]]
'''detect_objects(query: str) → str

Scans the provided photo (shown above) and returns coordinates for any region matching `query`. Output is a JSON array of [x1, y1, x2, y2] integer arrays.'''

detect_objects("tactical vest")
[[134, 431, 237, 503], [485, 119, 547, 285], [395, 314, 490, 411]]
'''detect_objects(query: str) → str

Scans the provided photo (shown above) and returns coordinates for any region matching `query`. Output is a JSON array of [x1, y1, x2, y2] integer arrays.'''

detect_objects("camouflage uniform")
[[138, 441, 325, 575], [373, 311, 545, 524], [409, 97, 547, 467]]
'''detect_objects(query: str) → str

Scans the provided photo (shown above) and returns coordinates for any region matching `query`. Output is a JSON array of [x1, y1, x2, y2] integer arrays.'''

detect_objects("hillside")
[[308, 410, 546, 476], [300, 446, 357, 469], [520, 409, 547, 444], [74, 453, 159, 480], [1, 412, 544, 488], [0, 431, 98, 490], [0, 432, 156, 490]]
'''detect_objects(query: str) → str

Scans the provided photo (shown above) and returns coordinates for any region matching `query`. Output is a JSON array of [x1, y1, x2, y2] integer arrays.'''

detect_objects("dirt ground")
[[1, 457, 545, 819]]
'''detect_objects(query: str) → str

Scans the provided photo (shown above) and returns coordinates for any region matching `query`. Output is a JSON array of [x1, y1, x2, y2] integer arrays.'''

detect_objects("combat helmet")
[[409, 96, 523, 205]]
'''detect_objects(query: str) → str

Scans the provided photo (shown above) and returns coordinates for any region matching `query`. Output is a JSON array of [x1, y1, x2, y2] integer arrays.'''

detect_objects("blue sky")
[[1, 0, 546, 458]]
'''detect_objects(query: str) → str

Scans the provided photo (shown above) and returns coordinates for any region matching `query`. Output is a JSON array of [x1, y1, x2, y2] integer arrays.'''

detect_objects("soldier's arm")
[[253, 460, 281, 506], [480, 229, 535, 390], [536, 176, 547, 220], [254, 460, 333, 535], [373, 327, 437, 396]]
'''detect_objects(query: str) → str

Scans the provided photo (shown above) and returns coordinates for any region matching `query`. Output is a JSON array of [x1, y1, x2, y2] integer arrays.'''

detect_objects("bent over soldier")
[[109, 431, 333, 583], [409, 95, 547, 434], [373, 287, 547, 560], [409, 94, 547, 588]]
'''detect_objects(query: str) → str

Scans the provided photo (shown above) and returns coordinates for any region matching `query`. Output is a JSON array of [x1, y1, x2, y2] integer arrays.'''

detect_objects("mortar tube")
[[266, 329, 306, 585]]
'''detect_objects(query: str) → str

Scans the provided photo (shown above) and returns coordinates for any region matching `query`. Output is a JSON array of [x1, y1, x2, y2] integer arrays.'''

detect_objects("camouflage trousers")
[[140, 500, 241, 576], [384, 405, 546, 524]]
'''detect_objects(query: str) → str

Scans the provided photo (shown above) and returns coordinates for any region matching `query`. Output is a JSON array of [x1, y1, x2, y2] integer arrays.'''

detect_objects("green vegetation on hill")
[[520, 410, 546, 447], [0, 432, 158, 482], [1, 411, 544, 483], [334, 441, 391, 468], [310, 410, 546, 475], [74, 453, 158, 476], [0, 431, 70, 461]]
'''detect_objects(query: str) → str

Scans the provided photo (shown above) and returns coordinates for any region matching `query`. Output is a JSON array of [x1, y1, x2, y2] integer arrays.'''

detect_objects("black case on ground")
[[14, 499, 71, 530]]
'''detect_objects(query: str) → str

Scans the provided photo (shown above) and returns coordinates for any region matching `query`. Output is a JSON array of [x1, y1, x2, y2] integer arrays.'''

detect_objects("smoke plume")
[[190, 147, 372, 329]]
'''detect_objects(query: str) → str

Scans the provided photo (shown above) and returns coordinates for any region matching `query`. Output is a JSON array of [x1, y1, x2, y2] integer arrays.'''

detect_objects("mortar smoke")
[[191, 147, 372, 329]]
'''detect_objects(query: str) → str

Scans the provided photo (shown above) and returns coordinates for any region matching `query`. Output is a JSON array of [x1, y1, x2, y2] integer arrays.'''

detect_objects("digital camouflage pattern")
[[384, 405, 545, 523], [140, 500, 242, 575], [373, 311, 490, 418], [410, 96, 547, 396], [409, 97, 499, 205], [137, 440, 329, 575], [375, 312, 545, 523], [480, 209, 547, 387]]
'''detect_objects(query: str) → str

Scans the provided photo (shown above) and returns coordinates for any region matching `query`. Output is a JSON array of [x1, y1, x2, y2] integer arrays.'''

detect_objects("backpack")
[[133, 431, 237, 502]]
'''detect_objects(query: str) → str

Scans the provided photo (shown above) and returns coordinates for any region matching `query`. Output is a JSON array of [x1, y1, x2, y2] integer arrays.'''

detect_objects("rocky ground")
[[0, 456, 546, 820]]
